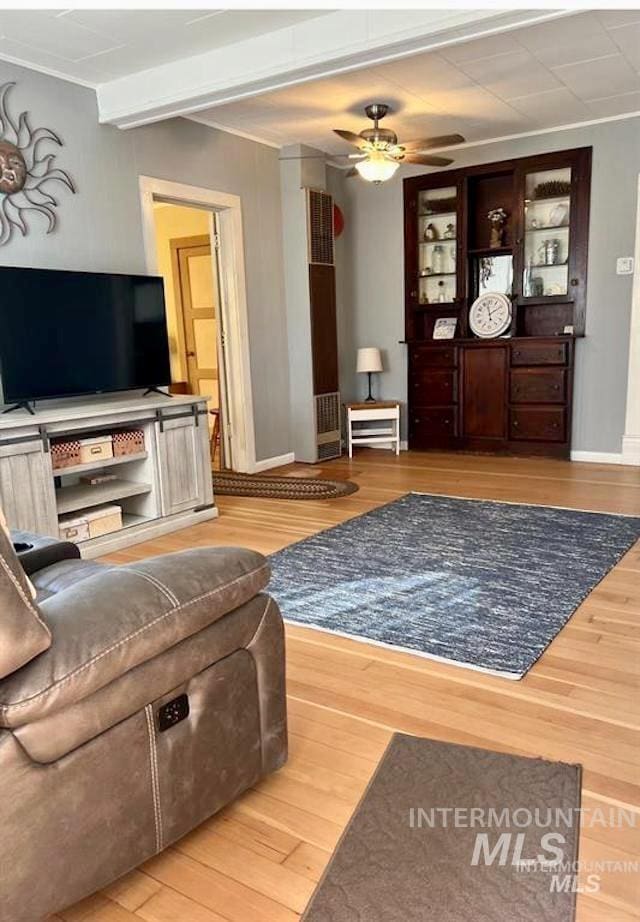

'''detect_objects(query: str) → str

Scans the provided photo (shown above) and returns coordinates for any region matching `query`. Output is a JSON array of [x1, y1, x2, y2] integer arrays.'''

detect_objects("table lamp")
[[356, 347, 383, 403]]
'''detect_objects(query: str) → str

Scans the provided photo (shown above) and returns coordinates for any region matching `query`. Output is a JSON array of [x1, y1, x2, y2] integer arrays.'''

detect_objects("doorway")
[[152, 204, 229, 468], [139, 176, 257, 474]]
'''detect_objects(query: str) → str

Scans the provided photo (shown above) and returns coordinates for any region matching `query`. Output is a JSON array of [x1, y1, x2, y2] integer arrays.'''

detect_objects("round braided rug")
[[212, 471, 359, 500]]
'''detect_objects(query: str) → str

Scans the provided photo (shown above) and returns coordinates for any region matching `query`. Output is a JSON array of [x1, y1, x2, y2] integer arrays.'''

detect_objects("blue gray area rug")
[[268, 493, 640, 679]]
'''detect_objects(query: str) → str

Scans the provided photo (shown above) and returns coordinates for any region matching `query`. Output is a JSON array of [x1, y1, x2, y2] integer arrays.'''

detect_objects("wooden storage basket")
[[113, 429, 145, 457], [51, 440, 81, 471]]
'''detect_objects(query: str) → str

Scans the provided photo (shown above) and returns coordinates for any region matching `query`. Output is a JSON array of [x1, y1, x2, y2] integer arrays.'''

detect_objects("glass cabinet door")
[[522, 166, 571, 298], [417, 186, 458, 305]]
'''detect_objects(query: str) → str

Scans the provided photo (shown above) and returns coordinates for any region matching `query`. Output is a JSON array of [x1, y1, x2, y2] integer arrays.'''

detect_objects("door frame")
[[622, 171, 640, 465], [139, 175, 256, 473]]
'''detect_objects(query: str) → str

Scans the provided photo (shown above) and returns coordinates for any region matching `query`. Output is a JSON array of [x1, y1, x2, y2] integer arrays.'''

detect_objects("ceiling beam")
[[97, 8, 572, 129]]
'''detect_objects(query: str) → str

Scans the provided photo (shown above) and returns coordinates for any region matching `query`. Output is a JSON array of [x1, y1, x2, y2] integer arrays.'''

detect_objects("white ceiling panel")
[[439, 31, 524, 65], [607, 22, 640, 72], [519, 28, 619, 69], [594, 9, 640, 29], [586, 90, 640, 119], [376, 53, 474, 94], [0, 11, 120, 62], [0, 9, 331, 82], [554, 54, 640, 101], [455, 50, 563, 100], [59, 9, 207, 43], [508, 87, 593, 126]]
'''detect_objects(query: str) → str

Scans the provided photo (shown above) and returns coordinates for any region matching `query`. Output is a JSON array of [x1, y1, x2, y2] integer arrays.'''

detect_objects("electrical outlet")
[[616, 257, 634, 275]]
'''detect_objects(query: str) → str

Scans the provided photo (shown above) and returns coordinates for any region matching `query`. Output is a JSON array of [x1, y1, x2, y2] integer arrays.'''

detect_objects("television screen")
[[0, 266, 171, 403]]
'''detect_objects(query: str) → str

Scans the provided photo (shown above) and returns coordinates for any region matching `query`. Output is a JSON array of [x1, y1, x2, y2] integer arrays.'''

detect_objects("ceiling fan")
[[334, 103, 465, 183]]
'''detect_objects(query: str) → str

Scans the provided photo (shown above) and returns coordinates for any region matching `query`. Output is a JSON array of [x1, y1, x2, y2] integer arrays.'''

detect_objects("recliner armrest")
[[0, 546, 270, 729], [10, 529, 80, 576]]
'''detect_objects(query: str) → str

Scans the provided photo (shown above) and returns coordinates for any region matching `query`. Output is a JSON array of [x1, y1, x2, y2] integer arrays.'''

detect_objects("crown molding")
[[186, 115, 280, 150], [0, 50, 97, 90]]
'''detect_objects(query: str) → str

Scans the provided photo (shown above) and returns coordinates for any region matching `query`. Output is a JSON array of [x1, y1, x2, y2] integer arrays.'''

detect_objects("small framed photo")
[[433, 317, 457, 340]]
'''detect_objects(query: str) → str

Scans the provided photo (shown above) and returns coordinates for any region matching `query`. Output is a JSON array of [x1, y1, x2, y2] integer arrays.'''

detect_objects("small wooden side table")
[[345, 401, 401, 458]]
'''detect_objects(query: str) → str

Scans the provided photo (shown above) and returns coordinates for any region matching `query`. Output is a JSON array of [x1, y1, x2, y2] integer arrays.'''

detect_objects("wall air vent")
[[314, 391, 341, 461], [307, 189, 334, 266]]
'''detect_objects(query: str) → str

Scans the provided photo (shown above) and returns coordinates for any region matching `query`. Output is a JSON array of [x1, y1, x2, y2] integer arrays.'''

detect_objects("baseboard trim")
[[252, 452, 295, 473], [622, 434, 640, 466], [570, 450, 624, 465]]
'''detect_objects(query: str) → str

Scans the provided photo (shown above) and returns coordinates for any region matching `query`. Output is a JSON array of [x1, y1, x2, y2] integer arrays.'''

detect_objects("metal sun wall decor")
[[0, 81, 76, 245]]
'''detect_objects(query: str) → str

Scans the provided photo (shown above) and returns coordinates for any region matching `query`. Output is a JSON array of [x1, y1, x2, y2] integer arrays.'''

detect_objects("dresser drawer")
[[411, 408, 456, 439], [510, 407, 565, 442], [411, 369, 457, 406], [510, 369, 566, 404], [511, 342, 568, 366], [410, 345, 457, 367]]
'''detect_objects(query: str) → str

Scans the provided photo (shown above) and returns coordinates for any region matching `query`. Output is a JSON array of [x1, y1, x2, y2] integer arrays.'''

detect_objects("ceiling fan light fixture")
[[355, 151, 399, 184]]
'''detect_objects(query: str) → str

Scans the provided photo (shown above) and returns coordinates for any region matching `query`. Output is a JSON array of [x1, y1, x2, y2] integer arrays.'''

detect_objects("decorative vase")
[[489, 223, 504, 249]]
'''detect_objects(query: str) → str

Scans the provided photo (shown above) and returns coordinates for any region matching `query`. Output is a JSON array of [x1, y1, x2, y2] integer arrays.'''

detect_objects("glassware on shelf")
[[431, 245, 444, 274], [523, 166, 571, 297], [416, 186, 458, 305]]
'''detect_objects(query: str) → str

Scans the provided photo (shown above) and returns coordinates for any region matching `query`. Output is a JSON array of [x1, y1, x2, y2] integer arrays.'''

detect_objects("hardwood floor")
[[55, 451, 640, 922]]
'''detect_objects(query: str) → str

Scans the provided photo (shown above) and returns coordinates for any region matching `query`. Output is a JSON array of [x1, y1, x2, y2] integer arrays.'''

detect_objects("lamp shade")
[[355, 153, 400, 184], [356, 347, 383, 374]]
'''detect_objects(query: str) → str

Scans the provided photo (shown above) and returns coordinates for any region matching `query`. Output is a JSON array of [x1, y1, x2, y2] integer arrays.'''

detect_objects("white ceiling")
[[0, 9, 330, 84], [190, 10, 640, 152]]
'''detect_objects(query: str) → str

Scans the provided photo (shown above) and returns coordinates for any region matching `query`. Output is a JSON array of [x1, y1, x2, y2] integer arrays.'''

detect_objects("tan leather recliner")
[[0, 526, 287, 922]]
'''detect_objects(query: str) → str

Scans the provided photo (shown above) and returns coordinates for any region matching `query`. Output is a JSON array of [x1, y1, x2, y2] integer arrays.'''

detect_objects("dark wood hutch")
[[403, 146, 591, 458]]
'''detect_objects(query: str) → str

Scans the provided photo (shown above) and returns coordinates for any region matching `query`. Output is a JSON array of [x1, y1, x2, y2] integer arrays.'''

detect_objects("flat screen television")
[[0, 266, 171, 404]]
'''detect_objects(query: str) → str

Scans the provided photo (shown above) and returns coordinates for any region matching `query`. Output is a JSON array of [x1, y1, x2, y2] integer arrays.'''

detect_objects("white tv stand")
[[0, 392, 216, 558]]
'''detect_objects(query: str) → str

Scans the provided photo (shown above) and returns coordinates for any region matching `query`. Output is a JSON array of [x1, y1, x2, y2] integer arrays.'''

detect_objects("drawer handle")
[[570, 278, 579, 287], [513, 420, 519, 428], [444, 419, 451, 425], [553, 384, 560, 391], [514, 351, 521, 358], [414, 418, 421, 424], [90, 446, 102, 455]]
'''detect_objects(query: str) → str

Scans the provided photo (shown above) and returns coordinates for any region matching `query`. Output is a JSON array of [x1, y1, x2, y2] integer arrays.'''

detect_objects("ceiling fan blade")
[[400, 133, 465, 153], [333, 129, 369, 150], [402, 153, 454, 167]]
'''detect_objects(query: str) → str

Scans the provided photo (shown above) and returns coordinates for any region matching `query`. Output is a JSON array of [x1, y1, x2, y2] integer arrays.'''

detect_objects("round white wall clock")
[[469, 292, 512, 338]]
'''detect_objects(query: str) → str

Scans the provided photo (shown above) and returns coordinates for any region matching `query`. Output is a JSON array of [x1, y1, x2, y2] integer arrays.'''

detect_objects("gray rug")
[[302, 734, 581, 922], [269, 493, 640, 679]]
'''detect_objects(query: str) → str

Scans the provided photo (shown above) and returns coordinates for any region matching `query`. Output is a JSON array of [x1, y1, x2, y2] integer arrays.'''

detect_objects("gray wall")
[[329, 118, 640, 453], [280, 146, 328, 462], [0, 62, 289, 463]]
